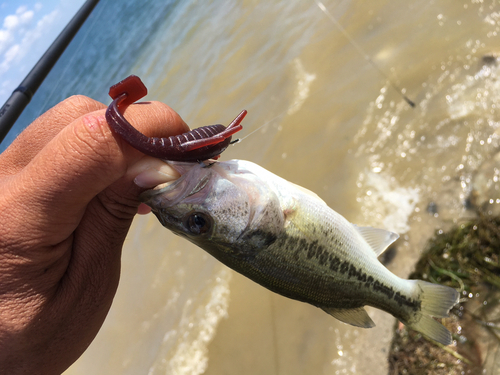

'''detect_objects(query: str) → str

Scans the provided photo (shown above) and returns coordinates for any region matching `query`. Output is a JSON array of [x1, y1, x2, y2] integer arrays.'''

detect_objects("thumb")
[[6, 101, 188, 246]]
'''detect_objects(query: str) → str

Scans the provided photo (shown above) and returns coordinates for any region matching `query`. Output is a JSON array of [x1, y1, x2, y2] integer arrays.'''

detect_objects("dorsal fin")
[[321, 306, 375, 328], [353, 225, 399, 257]]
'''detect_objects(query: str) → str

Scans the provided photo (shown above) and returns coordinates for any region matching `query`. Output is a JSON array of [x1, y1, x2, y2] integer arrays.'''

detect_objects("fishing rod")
[[0, 0, 101, 144]]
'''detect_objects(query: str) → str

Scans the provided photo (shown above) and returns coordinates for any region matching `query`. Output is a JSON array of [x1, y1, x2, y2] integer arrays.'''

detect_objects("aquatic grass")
[[413, 213, 500, 293], [389, 211, 500, 374]]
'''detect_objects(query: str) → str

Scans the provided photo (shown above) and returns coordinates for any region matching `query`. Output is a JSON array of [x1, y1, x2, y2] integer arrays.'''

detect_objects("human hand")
[[0, 95, 187, 374]]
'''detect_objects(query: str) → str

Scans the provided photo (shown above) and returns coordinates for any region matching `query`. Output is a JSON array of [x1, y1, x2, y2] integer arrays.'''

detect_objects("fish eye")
[[185, 212, 212, 235]]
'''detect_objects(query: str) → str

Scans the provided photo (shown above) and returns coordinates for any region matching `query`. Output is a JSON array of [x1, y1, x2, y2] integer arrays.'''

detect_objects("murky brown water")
[[64, 0, 500, 374]]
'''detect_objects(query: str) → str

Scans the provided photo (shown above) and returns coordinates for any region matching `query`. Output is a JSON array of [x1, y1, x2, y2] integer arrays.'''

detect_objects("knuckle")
[[60, 95, 106, 115], [97, 185, 140, 220], [126, 101, 189, 137], [69, 114, 118, 163]]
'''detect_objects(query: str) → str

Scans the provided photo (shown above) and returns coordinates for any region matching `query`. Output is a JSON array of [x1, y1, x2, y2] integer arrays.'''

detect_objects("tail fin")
[[405, 280, 459, 345]]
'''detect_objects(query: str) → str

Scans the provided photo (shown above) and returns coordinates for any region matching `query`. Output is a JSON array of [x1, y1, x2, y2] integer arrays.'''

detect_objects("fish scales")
[[242, 195, 420, 318], [141, 159, 459, 345]]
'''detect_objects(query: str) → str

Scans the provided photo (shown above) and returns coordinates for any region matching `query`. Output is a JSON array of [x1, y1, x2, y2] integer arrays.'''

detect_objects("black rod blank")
[[0, 0, 100, 144]]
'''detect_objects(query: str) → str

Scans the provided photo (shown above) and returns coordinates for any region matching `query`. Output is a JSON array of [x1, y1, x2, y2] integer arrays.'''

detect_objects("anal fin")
[[321, 306, 376, 328]]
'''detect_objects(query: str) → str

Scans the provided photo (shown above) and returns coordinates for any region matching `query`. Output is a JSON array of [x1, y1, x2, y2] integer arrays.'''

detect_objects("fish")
[[140, 159, 459, 345]]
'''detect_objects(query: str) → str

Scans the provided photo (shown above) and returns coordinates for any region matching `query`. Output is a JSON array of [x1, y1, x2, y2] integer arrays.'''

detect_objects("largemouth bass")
[[140, 160, 459, 345]]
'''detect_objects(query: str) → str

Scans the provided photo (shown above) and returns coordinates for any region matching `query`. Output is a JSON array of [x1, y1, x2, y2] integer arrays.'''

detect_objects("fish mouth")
[[138, 161, 216, 208], [138, 180, 177, 203], [137, 161, 200, 204], [138, 177, 193, 208]]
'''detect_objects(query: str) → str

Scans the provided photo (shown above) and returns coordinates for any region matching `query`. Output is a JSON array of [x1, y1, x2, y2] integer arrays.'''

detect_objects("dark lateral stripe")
[[294, 235, 420, 311]]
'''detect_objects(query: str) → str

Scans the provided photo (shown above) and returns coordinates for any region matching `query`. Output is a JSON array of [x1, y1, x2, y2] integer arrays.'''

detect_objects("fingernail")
[[134, 166, 179, 188], [129, 157, 181, 188]]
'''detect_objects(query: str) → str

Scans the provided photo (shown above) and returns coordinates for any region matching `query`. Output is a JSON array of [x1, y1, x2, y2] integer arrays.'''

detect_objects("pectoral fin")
[[321, 306, 376, 328]]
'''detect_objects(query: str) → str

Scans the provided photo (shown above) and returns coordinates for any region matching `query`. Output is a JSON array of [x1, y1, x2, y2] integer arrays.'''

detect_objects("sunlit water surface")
[[6, 0, 499, 374]]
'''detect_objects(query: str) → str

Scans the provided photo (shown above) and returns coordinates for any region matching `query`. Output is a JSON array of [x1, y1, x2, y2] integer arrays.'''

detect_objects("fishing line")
[[315, 0, 415, 107], [234, 112, 286, 144], [35, 3, 105, 118], [269, 294, 281, 375], [233, 79, 334, 145], [232, 1, 416, 147], [233, 78, 339, 144]]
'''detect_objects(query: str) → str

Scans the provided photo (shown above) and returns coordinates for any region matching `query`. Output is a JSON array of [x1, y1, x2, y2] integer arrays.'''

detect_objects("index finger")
[[0, 96, 106, 176], [3, 101, 189, 246]]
